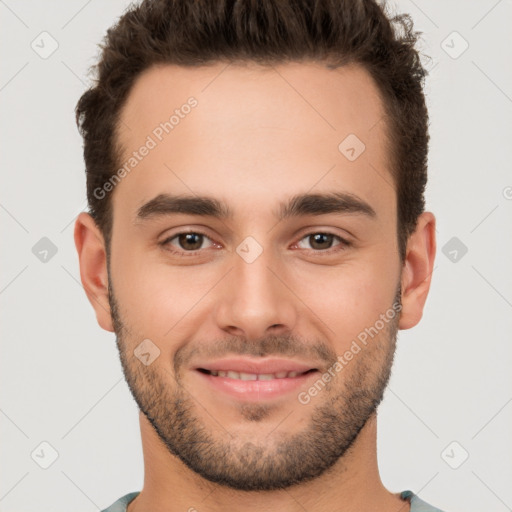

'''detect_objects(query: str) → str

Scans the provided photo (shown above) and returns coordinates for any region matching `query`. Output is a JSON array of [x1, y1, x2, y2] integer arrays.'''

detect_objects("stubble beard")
[[108, 275, 400, 491]]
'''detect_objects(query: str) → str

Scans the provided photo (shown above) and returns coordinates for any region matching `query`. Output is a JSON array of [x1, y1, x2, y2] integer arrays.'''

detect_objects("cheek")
[[292, 252, 399, 348], [111, 248, 218, 339]]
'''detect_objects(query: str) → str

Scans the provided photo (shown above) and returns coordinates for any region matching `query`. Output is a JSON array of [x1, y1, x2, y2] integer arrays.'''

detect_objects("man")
[[74, 0, 440, 510]]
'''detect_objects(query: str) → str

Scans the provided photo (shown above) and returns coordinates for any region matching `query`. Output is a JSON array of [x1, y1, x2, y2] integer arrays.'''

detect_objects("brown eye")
[[177, 233, 204, 251], [308, 233, 335, 250], [295, 232, 349, 253], [161, 231, 215, 253]]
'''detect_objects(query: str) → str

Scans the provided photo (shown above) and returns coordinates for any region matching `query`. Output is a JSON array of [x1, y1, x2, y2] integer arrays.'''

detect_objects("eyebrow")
[[135, 191, 376, 223]]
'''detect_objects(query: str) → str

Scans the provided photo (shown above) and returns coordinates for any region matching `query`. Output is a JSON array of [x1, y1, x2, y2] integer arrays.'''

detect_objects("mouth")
[[197, 368, 317, 380], [192, 358, 320, 402]]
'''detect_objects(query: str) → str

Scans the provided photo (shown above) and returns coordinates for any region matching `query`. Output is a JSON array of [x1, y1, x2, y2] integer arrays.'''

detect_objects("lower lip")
[[195, 370, 318, 401]]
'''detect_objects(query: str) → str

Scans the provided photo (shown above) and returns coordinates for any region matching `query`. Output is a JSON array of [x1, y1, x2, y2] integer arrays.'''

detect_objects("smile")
[[198, 369, 316, 380]]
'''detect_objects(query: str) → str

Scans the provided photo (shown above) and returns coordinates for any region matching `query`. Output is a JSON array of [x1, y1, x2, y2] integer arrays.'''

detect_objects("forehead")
[[113, 61, 393, 222]]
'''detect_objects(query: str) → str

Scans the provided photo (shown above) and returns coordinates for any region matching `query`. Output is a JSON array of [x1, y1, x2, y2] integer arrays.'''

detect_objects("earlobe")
[[74, 212, 114, 332], [398, 211, 436, 330]]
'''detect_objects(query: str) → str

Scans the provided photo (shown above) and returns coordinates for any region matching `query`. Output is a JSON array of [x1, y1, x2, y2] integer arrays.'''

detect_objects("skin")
[[74, 61, 436, 512]]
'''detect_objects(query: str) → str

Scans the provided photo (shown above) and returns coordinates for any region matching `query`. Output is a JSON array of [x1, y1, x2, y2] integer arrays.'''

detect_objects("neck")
[[127, 412, 408, 512]]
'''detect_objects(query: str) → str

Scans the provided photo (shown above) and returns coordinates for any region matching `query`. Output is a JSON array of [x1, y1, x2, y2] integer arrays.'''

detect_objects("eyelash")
[[158, 230, 351, 257]]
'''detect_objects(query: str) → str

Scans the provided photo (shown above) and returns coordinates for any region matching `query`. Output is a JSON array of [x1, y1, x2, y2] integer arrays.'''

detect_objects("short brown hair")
[[75, 0, 429, 260]]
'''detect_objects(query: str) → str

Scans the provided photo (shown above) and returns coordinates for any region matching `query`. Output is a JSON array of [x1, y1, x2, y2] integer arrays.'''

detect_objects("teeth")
[[208, 370, 307, 380], [239, 372, 258, 381]]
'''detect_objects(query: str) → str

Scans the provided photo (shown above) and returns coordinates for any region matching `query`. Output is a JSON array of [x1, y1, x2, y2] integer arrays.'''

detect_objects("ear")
[[74, 212, 114, 332], [399, 211, 436, 330]]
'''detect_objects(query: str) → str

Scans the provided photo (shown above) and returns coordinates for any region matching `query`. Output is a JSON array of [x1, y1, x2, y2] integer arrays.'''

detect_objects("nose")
[[213, 245, 298, 341]]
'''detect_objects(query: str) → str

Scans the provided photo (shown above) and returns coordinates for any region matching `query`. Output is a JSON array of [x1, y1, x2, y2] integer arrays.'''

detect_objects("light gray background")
[[1, 1, 511, 511]]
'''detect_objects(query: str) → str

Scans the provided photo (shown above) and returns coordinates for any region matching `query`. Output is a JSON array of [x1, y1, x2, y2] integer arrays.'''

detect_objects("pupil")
[[179, 233, 202, 250], [310, 233, 332, 250]]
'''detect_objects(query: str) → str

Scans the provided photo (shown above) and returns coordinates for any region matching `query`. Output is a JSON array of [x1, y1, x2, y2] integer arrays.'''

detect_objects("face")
[[94, 61, 409, 490]]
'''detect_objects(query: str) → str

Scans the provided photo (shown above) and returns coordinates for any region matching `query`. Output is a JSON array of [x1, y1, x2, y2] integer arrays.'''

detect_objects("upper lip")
[[194, 357, 318, 375]]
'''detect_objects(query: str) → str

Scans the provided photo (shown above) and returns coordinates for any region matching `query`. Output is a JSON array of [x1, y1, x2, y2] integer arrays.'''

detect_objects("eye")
[[160, 231, 216, 253], [159, 230, 350, 257], [295, 232, 349, 252]]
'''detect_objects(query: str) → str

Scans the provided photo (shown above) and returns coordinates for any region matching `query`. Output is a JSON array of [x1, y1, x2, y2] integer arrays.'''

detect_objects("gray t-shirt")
[[101, 490, 446, 511]]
